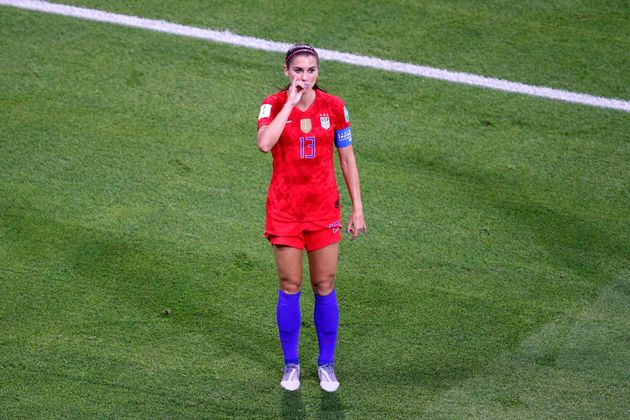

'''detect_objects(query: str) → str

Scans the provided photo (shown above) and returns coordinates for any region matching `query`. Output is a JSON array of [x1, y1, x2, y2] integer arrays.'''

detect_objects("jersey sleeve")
[[332, 97, 352, 149], [257, 94, 280, 129]]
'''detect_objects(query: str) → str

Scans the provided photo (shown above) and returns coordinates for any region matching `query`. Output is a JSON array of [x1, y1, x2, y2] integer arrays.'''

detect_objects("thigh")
[[307, 242, 339, 296], [273, 245, 304, 293]]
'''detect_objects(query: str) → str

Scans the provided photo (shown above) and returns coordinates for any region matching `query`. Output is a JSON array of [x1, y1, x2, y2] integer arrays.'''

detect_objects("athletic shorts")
[[265, 214, 343, 252]]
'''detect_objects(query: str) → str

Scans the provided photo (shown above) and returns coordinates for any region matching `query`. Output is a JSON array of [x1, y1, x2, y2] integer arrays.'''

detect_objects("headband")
[[285, 47, 318, 65]]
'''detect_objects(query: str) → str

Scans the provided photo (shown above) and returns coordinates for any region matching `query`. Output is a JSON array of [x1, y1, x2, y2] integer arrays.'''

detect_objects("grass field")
[[1, 1, 629, 418]]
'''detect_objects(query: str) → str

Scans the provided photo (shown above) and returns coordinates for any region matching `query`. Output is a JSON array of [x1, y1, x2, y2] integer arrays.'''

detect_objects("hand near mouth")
[[287, 77, 307, 105]]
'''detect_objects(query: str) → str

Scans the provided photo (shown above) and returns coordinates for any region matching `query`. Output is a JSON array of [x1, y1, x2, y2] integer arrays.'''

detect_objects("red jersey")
[[258, 89, 352, 222]]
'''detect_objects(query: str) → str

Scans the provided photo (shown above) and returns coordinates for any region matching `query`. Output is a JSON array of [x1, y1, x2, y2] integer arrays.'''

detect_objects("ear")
[[283, 65, 289, 77]]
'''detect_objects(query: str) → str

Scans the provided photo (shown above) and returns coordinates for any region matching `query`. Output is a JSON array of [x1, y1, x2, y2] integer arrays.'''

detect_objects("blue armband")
[[334, 126, 352, 148]]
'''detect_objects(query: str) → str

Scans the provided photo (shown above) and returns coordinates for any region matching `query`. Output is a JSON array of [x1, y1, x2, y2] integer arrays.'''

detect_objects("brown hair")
[[280, 43, 325, 92], [285, 44, 319, 66]]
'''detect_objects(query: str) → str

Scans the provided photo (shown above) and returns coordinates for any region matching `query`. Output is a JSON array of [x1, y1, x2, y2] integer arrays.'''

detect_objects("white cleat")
[[317, 364, 340, 392], [280, 364, 300, 391]]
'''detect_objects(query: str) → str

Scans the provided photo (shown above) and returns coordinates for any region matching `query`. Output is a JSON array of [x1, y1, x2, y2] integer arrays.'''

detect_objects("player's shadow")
[[282, 391, 306, 420], [319, 392, 345, 419]]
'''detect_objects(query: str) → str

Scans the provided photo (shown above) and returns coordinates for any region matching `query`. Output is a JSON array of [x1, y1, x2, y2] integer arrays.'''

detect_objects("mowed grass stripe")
[[425, 272, 630, 418], [49, 0, 630, 100], [1, 4, 629, 418], [1, 0, 629, 112]]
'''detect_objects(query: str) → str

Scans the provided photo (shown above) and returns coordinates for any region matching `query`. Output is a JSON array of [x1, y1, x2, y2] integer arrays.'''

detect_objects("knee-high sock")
[[276, 289, 301, 365], [314, 289, 339, 366]]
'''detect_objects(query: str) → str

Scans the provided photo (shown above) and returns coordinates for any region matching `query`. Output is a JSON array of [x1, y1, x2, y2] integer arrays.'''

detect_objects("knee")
[[279, 276, 302, 294], [311, 273, 335, 296]]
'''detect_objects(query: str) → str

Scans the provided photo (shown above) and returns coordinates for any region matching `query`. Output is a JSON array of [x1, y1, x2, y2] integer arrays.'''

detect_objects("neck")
[[298, 89, 316, 109]]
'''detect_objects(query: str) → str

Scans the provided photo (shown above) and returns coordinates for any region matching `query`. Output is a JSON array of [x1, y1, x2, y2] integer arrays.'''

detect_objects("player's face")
[[284, 54, 319, 91]]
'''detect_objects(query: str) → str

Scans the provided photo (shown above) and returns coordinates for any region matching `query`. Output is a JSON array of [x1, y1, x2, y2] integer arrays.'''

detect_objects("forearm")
[[340, 154, 363, 212], [257, 102, 294, 152]]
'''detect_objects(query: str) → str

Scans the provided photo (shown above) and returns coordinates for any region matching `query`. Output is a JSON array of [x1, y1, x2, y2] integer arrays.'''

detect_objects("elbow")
[[257, 136, 272, 153], [340, 156, 354, 170]]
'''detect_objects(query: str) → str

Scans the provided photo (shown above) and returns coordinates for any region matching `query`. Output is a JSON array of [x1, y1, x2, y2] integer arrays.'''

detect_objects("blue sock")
[[314, 289, 339, 366], [276, 289, 301, 365]]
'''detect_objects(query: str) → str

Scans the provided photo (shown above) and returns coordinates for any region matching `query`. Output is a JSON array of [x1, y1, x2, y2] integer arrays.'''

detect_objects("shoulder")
[[258, 91, 287, 126], [261, 91, 287, 105], [317, 91, 347, 121], [318, 91, 350, 128], [317, 90, 345, 108]]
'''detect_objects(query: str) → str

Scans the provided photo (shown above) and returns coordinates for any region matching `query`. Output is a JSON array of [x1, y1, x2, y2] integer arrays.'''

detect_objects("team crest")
[[300, 118, 312, 133], [320, 115, 331, 130]]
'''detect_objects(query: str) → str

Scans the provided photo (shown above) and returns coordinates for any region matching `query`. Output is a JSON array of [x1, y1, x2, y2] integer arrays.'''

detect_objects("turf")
[[1, 1, 629, 418], [60, 0, 630, 99]]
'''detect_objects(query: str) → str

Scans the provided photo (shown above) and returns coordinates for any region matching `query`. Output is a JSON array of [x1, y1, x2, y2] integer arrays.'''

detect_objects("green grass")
[[61, 0, 630, 99], [1, 1, 629, 418]]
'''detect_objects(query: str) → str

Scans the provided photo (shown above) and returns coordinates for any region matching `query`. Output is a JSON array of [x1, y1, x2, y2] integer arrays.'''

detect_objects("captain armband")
[[334, 126, 352, 148]]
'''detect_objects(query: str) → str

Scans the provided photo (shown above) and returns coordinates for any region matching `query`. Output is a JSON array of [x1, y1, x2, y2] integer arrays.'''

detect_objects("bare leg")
[[307, 242, 339, 296], [273, 245, 303, 293]]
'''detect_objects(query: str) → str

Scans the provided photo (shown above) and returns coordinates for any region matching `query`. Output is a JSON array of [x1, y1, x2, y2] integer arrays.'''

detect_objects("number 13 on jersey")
[[299, 137, 316, 159]]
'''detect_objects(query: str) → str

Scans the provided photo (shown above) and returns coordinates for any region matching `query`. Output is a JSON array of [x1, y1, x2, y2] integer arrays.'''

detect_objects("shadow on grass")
[[410, 153, 627, 280], [319, 391, 344, 419], [281, 391, 306, 419], [0, 206, 278, 367], [345, 149, 628, 397]]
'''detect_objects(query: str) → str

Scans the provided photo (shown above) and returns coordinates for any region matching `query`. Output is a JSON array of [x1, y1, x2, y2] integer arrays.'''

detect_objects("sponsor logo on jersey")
[[343, 106, 350, 122], [300, 118, 312, 133], [320, 115, 330, 130], [258, 104, 271, 119]]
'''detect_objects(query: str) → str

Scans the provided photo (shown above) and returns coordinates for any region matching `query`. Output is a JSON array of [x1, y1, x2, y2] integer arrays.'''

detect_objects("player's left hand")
[[346, 211, 367, 241]]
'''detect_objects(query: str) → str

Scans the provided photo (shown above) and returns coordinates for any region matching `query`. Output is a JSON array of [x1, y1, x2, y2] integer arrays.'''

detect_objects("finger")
[[345, 223, 355, 238], [292, 77, 304, 89], [351, 225, 359, 240], [292, 78, 300, 90]]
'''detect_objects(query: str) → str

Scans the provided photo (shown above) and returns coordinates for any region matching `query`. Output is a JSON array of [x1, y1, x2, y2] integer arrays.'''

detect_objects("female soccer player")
[[257, 44, 366, 392]]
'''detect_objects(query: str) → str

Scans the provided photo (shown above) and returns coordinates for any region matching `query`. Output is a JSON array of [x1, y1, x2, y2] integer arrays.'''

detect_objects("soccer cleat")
[[317, 364, 339, 392], [280, 363, 300, 391]]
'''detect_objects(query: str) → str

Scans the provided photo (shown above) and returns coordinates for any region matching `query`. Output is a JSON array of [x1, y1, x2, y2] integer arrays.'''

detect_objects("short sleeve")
[[332, 98, 352, 149], [257, 95, 281, 129]]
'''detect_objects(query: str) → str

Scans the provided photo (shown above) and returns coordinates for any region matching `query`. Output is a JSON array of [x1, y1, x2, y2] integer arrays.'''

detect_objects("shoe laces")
[[282, 363, 299, 373], [319, 364, 337, 382], [282, 363, 299, 380]]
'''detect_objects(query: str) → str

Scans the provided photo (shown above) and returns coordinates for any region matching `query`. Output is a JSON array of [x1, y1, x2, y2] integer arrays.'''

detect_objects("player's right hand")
[[287, 77, 305, 106]]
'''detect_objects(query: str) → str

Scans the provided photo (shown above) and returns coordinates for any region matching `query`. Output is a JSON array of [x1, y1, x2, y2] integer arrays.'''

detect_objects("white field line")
[[2, 0, 629, 112]]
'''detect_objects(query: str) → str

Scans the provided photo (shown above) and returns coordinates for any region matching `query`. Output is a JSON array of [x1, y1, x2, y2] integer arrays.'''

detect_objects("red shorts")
[[265, 214, 343, 252]]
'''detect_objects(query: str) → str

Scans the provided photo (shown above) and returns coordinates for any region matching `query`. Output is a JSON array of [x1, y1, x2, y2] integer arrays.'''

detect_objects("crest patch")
[[320, 115, 331, 129], [300, 118, 312, 133]]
